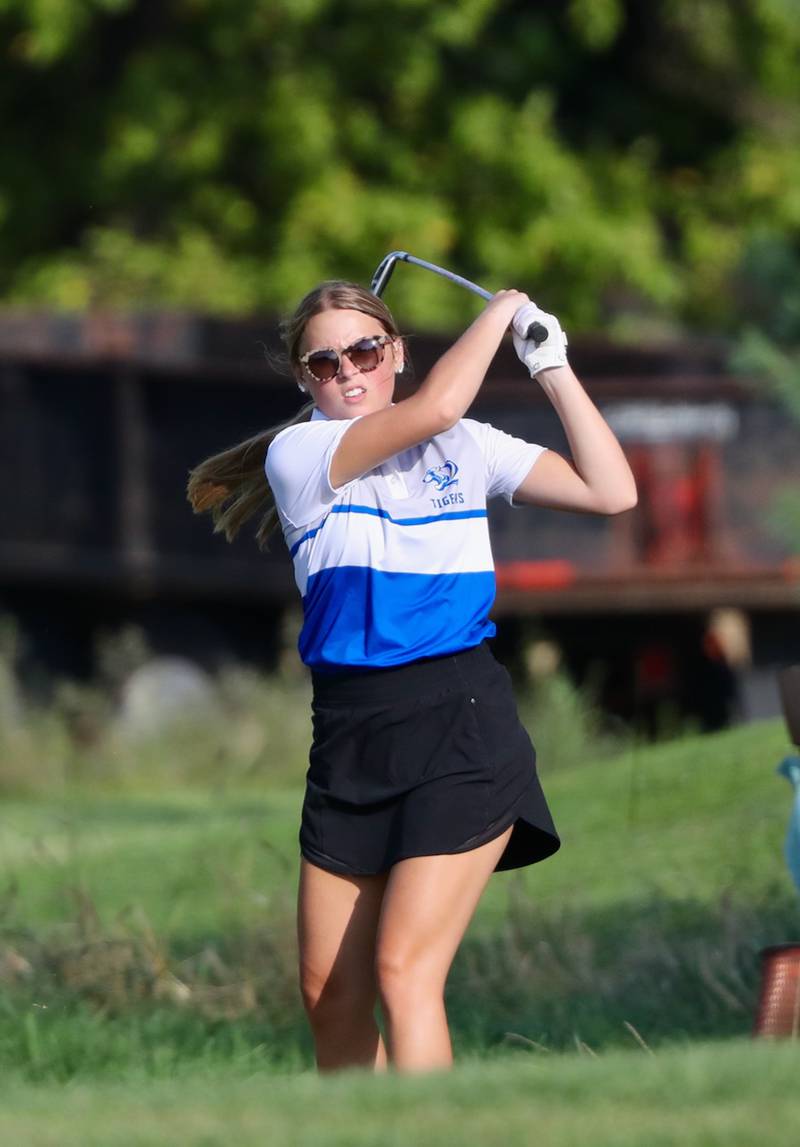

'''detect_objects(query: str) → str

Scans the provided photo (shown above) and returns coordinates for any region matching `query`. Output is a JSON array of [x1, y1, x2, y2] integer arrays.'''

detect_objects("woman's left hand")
[[511, 302, 569, 378]]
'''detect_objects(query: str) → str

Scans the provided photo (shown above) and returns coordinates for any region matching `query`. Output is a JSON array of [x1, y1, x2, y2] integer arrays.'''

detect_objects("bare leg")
[[375, 825, 514, 1074], [297, 857, 390, 1073]]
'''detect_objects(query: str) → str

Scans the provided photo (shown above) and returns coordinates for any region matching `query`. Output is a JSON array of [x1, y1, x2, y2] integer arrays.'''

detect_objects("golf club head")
[[370, 251, 409, 297], [370, 251, 493, 302]]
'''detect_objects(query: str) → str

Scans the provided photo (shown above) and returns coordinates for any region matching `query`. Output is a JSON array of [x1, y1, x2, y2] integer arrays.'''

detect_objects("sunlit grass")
[[1, 631, 798, 1109], [1, 1041, 800, 1146]]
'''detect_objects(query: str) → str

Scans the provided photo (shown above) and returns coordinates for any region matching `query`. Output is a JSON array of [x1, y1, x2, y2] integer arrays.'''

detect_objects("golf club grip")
[[526, 321, 549, 347]]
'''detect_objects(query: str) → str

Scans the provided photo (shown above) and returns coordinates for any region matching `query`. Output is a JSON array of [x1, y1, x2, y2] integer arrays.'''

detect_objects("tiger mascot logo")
[[423, 460, 459, 492]]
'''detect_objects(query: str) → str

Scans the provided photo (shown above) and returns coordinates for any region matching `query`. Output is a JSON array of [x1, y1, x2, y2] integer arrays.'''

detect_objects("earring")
[[297, 381, 307, 393], [393, 341, 405, 374]]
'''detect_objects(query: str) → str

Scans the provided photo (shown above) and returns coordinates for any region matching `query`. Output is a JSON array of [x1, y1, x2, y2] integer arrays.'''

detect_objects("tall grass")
[[0, 622, 628, 796], [0, 661, 314, 795], [448, 879, 799, 1054], [2, 871, 797, 1082]]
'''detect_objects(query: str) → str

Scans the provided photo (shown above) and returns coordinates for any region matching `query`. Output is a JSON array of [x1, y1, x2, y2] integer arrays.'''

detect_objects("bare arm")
[[513, 363, 638, 514], [329, 290, 528, 489]]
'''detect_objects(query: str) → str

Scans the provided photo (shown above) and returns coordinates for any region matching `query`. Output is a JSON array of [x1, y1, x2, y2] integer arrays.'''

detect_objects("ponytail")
[[186, 401, 314, 550]]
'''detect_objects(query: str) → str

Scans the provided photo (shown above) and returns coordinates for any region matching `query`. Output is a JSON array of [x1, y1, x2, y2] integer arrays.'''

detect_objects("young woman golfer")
[[187, 280, 636, 1075]]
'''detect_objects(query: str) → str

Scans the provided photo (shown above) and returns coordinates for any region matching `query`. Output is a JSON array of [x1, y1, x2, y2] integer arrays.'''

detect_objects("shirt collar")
[[310, 403, 395, 422]]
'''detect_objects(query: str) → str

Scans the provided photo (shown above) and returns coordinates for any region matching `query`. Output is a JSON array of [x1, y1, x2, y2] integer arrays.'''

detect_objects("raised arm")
[[329, 290, 529, 489], [502, 302, 637, 514], [512, 362, 638, 514]]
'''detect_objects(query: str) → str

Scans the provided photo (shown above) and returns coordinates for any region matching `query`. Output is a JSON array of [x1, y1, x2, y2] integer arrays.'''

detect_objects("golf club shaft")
[[370, 250, 548, 346], [371, 251, 492, 301], [401, 254, 493, 301]]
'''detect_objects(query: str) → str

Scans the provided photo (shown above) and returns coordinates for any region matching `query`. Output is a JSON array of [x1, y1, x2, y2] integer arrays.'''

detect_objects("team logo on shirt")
[[423, 460, 464, 508], [423, 460, 459, 491]]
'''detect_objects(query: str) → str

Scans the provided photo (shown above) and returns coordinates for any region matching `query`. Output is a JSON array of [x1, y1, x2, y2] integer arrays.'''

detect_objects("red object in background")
[[634, 642, 677, 694], [495, 560, 577, 591], [754, 945, 800, 1038], [628, 442, 724, 566]]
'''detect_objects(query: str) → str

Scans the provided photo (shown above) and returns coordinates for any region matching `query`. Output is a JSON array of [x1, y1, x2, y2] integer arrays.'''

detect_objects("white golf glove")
[[511, 302, 568, 378]]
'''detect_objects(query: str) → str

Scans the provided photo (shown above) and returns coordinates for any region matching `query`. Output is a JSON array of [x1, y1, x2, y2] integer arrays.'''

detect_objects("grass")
[[0, 716, 797, 1083], [2, 716, 793, 934], [1, 788, 300, 935], [0, 663, 318, 794], [2, 637, 800, 1140], [1, 1041, 800, 1145], [0, 616, 625, 799], [524, 716, 795, 909]]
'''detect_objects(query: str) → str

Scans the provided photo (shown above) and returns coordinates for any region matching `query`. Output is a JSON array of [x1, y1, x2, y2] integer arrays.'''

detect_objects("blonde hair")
[[186, 281, 401, 550]]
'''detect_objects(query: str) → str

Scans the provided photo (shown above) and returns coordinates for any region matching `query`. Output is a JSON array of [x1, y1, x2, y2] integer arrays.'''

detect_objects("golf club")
[[370, 250, 549, 347]]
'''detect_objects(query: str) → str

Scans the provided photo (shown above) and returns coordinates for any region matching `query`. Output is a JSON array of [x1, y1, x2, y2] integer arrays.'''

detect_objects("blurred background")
[[4, 3, 800, 1108], [2, 0, 800, 753]]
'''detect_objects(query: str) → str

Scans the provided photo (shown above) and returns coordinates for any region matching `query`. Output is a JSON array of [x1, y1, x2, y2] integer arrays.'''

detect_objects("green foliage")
[[516, 668, 624, 772], [736, 329, 800, 422], [1, 0, 799, 331], [732, 231, 800, 546]]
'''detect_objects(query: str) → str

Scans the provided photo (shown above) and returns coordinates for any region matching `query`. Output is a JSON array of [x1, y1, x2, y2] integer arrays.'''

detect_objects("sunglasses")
[[299, 334, 395, 383]]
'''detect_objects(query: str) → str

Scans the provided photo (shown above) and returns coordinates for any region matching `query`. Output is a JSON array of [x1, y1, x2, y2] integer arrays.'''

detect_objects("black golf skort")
[[299, 640, 560, 875]]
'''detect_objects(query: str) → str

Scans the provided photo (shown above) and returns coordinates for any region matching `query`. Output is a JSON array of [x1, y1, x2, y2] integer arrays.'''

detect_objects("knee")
[[299, 960, 376, 1025], [298, 960, 326, 1014], [374, 947, 442, 1014]]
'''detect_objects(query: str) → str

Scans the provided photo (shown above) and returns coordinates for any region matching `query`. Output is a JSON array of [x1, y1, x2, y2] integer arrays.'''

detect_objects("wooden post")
[[778, 666, 800, 747], [115, 365, 154, 594]]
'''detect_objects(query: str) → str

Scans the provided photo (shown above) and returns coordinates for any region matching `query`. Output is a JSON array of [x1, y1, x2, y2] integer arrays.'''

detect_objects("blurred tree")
[[0, 0, 798, 332], [733, 230, 800, 547]]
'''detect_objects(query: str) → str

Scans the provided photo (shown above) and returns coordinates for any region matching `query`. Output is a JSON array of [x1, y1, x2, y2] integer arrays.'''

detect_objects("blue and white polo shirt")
[[265, 408, 546, 670]]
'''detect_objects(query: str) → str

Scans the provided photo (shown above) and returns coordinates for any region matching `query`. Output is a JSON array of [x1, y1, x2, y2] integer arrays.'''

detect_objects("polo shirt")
[[264, 407, 546, 669]]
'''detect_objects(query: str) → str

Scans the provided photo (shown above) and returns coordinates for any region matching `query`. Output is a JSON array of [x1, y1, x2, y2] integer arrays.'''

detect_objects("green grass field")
[[1, 1042, 800, 1146], [2, 694, 799, 1142]]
